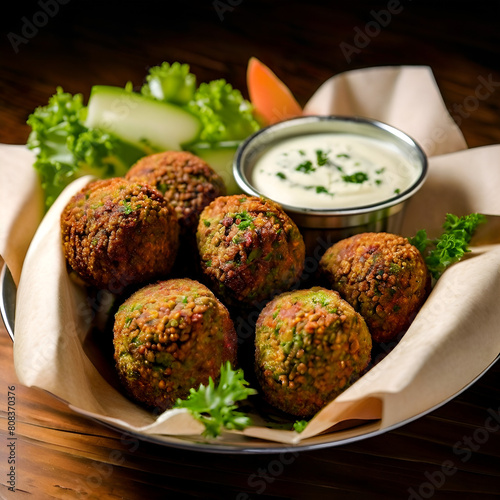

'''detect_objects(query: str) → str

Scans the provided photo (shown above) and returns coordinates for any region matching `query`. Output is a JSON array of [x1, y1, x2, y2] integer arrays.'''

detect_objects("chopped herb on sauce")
[[295, 160, 315, 174], [305, 185, 333, 196], [276, 172, 287, 180], [342, 172, 369, 184], [315, 149, 330, 166]]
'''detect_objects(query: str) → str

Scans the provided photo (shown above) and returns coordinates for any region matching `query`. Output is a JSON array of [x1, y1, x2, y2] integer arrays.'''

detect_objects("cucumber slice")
[[85, 85, 201, 152], [189, 141, 242, 195]]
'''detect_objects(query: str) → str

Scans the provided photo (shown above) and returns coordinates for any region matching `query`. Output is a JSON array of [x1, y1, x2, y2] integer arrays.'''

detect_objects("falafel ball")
[[196, 195, 305, 306], [319, 232, 431, 343], [125, 151, 226, 235], [255, 287, 372, 418], [113, 278, 238, 412], [61, 177, 179, 292]]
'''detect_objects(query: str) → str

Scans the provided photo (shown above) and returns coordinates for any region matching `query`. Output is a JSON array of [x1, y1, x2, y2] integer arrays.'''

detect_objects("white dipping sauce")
[[251, 133, 420, 209]]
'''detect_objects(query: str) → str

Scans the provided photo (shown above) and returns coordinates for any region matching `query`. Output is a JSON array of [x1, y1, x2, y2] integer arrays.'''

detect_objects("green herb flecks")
[[295, 160, 315, 174], [315, 149, 330, 166], [174, 362, 257, 438], [234, 211, 255, 231], [276, 172, 287, 180], [305, 185, 334, 196], [122, 201, 133, 214], [342, 172, 369, 184], [247, 247, 263, 262], [409, 213, 486, 280]]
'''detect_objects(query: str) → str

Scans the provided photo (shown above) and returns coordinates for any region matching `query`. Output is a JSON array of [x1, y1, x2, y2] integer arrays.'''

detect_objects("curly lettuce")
[[142, 62, 261, 144], [27, 62, 262, 208], [141, 61, 196, 105], [27, 87, 146, 209], [187, 79, 261, 143]]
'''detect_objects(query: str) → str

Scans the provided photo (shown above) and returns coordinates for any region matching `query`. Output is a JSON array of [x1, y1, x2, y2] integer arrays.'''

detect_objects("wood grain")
[[1, 1, 500, 498]]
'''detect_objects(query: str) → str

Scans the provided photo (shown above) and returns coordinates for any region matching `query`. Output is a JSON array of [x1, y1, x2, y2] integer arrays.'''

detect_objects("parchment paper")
[[2, 65, 500, 445]]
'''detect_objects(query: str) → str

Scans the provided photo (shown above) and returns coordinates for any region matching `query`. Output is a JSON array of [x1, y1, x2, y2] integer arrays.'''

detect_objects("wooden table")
[[1, 1, 500, 498]]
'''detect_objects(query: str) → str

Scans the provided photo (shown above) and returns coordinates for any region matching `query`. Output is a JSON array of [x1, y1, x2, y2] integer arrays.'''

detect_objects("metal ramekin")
[[233, 115, 428, 256]]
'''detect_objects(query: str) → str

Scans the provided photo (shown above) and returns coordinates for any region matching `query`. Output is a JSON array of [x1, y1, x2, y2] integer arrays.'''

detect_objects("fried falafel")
[[113, 278, 238, 412], [255, 287, 372, 418], [125, 150, 226, 235], [196, 195, 305, 306], [319, 232, 431, 343], [61, 177, 179, 292]]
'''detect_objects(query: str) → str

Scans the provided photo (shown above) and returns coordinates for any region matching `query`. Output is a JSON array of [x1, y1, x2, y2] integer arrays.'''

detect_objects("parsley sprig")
[[174, 362, 257, 438], [410, 213, 486, 280]]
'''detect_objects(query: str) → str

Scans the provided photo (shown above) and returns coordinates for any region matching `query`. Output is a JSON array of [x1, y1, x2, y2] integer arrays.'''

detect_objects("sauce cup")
[[233, 115, 428, 257]]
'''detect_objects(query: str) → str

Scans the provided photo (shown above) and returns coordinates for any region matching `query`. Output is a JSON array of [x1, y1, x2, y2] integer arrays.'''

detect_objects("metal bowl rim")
[[233, 114, 428, 217]]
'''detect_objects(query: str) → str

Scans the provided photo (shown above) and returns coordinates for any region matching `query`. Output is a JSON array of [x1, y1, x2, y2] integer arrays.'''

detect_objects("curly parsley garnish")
[[174, 362, 257, 438], [410, 213, 486, 280]]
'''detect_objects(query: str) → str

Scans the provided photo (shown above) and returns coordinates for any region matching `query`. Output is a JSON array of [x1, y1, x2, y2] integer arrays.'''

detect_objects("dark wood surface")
[[1, 2, 500, 498]]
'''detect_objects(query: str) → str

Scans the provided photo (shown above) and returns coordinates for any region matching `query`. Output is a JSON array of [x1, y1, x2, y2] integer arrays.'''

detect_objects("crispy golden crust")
[[255, 287, 372, 417], [196, 195, 305, 306], [60, 178, 179, 292], [125, 151, 226, 235], [113, 279, 237, 411], [319, 232, 431, 343]]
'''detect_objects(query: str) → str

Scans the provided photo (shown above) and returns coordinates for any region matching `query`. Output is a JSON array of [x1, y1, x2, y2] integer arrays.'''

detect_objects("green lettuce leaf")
[[27, 87, 146, 209], [141, 61, 196, 105], [187, 79, 261, 143]]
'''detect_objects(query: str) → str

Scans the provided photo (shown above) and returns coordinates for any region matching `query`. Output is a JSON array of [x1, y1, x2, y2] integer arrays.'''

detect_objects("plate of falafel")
[[4, 139, 500, 453], [3, 62, 500, 452]]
